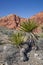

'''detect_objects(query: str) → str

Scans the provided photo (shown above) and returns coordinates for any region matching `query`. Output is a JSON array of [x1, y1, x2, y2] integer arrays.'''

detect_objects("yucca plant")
[[10, 32, 25, 47], [20, 20, 37, 32], [20, 20, 38, 40]]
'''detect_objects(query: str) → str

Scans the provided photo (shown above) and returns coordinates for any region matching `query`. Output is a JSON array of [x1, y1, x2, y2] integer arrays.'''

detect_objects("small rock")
[[4, 62, 8, 65], [0, 44, 19, 65], [34, 53, 39, 57]]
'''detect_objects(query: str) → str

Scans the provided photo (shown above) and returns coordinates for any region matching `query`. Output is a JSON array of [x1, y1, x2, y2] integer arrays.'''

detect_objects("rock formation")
[[0, 12, 43, 33], [0, 14, 27, 29], [0, 25, 43, 65], [30, 12, 43, 33]]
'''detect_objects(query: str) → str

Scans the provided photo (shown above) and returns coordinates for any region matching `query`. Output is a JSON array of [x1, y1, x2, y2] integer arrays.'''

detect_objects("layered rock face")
[[30, 12, 43, 24], [0, 14, 27, 29], [0, 12, 43, 33], [30, 12, 43, 33]]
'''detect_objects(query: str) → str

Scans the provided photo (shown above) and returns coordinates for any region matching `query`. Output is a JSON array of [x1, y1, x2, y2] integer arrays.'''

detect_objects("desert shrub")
[[20, 20, 38, 41], [20, 20, 38, 32], [10, 32, 25, 47]]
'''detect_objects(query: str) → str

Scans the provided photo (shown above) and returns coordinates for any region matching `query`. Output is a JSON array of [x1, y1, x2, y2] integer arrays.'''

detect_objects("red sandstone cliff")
[[30, 12, 43, 24], [0, 12, 43, 33], [30, 12, 43, 33], [0, 14, 27, 29]]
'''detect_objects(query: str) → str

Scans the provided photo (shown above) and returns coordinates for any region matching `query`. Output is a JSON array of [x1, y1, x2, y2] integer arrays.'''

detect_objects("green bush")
[[20, 20, 38, 32], [10, 32, 25, 47], [20, 20, 38, 40]]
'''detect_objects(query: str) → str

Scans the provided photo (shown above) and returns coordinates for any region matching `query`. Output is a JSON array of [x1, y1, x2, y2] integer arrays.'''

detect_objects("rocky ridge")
[[0, 12, 43, 33], [0, 14, 27, 29]]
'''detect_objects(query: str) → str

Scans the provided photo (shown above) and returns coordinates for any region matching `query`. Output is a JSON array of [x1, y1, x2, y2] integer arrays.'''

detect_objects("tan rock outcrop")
[[0, 14, 27, 29], [0, 12, 43, 33], [30, 12, 43, 33]]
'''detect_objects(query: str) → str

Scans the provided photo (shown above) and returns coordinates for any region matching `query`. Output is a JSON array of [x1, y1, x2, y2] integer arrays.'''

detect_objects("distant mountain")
[[30, 12, 43, 24], [0, 12, 43, 33], [0, 14, 27, 29], [30, 12, 43, 33]]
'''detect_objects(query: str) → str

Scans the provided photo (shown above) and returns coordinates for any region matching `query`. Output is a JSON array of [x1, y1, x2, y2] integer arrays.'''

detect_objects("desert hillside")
[[30, 12, 43, 33], [0, 12, 43, 65], [0, 12, 43, 33], [0, 14, 27, 29]]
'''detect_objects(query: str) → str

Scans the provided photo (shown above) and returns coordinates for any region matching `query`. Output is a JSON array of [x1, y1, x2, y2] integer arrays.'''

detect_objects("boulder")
[[20, 48, 28, 61], [37, 38, 43, 50], [0, 44, 20, 65]]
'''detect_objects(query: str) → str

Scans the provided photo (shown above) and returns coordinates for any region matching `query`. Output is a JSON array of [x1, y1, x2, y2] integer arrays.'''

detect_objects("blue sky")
[[0, 0, 43, 18]]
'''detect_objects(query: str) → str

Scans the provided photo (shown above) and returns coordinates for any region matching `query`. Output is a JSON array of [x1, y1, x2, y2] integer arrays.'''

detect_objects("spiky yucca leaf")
[[20, 20, 38, 41], [10, 32, 24, 47], [20, 20, 38, 32]]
